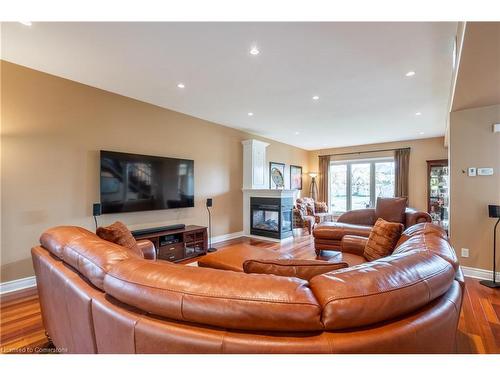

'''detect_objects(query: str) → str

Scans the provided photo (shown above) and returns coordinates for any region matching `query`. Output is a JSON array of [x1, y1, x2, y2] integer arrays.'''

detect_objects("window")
[[329, 158, 395, 213]]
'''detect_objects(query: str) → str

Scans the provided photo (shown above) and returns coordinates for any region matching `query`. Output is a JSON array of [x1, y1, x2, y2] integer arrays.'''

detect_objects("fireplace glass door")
[[252, 209, 279, 232], [281, 210, 292, 232]]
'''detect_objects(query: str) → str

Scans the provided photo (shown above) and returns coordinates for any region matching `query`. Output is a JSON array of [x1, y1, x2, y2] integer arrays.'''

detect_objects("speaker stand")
[[479, 280, 500, 288], [207, 206, 217, 253], [480, 217, 499, 289]]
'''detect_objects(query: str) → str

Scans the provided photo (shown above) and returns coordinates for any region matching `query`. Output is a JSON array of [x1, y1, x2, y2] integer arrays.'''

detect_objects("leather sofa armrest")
[[340, 235, 368, 256], [455, 266, 465, 291], [137, 239, 157, 260], [243, 259, 348, 281], [337, 208, 376, 226], [405, 208, 432, 228]]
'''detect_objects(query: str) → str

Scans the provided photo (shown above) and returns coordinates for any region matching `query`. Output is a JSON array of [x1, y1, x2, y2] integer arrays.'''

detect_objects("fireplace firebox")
[[250, 197, 293, 239]]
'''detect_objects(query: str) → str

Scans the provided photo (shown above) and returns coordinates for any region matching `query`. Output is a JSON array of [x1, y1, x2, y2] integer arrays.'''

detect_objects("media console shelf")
[[132, 225, 208, 262]]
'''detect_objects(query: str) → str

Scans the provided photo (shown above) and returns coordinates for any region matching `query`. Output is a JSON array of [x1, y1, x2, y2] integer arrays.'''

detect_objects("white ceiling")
[[1, 22, 457, 150]]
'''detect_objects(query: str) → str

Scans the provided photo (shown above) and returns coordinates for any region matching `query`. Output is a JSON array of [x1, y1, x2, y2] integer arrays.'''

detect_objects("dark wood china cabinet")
[[427, 159, 449, 231]]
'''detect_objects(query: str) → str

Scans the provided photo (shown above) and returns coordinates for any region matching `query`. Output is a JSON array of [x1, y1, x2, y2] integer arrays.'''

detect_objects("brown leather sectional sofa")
[[31, 223, 463, 353]]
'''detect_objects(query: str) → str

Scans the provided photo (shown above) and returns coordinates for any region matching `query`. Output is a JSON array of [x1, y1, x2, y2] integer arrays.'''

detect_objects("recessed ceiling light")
[[312, 95, 320, 100], [419, 131, 425, 135], [415, 112, 422, 116], [294, 131, 300, 135], [247, 112, 254, 116], [177, 83, 185, 89], [249, 46, 260, 55], [19, 21, 32, 26], [405, 71, 416, 77]]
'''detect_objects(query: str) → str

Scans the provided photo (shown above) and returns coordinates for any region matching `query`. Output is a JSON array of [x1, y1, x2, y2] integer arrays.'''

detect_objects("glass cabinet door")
[[427, 159, 449, 231]]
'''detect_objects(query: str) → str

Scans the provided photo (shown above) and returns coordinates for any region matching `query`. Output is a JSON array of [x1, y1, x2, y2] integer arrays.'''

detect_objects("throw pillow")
[[296, 202, 308, 217], [96, 221, 143, 257], [363, 218, 404, 261], [375, 197, 407, 225], [243, 259, 348, 280], [314, 201, 328, 213]]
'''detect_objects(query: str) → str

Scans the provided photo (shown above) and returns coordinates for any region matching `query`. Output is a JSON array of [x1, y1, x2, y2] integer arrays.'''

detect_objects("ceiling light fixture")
[[312, 95, 319, 100], [247, 112, 254, 116], [419, 131, 425, 135], [249, 46, 260, 55], [415, 112, 422, 116], [19, 21, 32, 26], [177, 83, 185, 89], [405, 71, 416, 77], [294, 131, 300, 135]]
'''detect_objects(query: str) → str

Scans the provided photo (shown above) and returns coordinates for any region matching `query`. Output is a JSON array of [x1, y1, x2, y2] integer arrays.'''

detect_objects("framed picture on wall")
[[290, 165, 303, 190], [269, 162, 285, 189]]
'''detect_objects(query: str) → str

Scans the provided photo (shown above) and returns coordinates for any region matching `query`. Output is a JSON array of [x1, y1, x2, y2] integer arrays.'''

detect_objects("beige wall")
[[309, 137, 448, 212], [0, 61, 310, 282], [449, 104, 500, 271]]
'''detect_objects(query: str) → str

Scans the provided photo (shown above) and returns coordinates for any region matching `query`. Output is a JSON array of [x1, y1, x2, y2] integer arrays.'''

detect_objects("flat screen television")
[[100, 150, 194, 214]]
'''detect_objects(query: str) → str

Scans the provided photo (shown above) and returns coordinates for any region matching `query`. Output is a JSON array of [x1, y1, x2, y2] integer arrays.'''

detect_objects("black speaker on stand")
[[92, 203, 102, 230], [206, 198, 217, 252], [480, 204, 500, 288]]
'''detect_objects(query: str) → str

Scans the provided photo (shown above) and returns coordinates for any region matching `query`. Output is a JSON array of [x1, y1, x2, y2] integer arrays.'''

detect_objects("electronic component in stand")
[[159, 235, 180, 246]]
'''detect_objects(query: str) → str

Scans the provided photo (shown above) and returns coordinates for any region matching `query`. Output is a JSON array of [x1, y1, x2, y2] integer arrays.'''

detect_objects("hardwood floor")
[[1, 232, 499, 354]]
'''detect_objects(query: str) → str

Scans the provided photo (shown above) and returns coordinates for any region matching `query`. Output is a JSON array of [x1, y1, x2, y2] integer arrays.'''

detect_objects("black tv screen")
[[100, 150, 194, 214]]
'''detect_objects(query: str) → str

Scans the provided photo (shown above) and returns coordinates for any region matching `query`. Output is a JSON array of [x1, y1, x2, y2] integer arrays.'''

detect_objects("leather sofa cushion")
[[363, 218, 404, 261], [375, 197, 407, 224], [96, 221, 143, 257], [243, 259, 348, 280], [326, 251, 367, 267], [103, 259, 323, 332], [313, 222, 372, 240], [393, 233, 459, 271], [310, 250, 455, 330], [40, 226, 139, 290], [340, 235, 368, 256], [396, 222, 448, 247], [40, 226, 97, 259]]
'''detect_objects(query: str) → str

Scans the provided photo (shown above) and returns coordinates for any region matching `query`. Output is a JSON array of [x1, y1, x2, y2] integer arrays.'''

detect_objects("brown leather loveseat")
[[31, 223, 462, 354], [314, 197, 432, 253]]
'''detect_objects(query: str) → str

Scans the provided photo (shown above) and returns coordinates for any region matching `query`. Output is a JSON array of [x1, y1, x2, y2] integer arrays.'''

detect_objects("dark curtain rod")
[[321, 147, 410, 158]]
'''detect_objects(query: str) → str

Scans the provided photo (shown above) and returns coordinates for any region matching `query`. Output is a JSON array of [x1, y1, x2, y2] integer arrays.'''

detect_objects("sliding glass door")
[[329, 158, 395, 214], [351, 163, 371, 210]]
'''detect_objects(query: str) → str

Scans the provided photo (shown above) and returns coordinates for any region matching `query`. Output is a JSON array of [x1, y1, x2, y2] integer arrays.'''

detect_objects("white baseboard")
[[0, 276, 37, 295], [461, 266, 500, 280], [211, 231, 245, 244], [242, 234, 295, 243]]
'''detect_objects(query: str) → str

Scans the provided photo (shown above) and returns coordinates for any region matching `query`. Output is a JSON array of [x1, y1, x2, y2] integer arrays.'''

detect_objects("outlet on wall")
[[461, 248, 469, 258]]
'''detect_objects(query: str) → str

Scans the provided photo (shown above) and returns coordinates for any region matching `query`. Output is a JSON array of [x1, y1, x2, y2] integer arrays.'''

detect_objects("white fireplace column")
[[241, 139, 297, 241], [241, 139, 269, 190]]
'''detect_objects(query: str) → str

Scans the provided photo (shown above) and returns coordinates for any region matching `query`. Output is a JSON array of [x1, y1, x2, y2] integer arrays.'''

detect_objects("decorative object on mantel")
[[480, 204, 500, 288], [290, 165, 303, 190], [269, 162, 285, 189], [308, 172, 318, 200]]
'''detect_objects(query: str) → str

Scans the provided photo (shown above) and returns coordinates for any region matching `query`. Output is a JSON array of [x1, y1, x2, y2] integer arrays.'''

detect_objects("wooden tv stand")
[[132, 225, 208, 262]]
